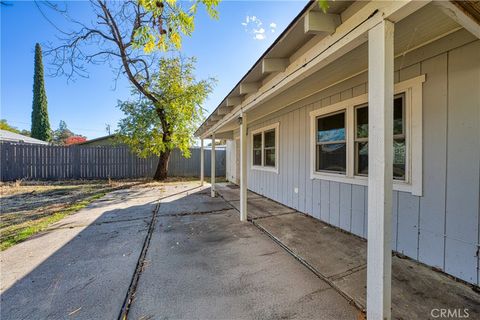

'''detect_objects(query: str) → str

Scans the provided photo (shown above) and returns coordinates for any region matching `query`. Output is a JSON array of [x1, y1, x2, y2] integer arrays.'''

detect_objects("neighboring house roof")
[[77, 134, 117, 145], [0, 129, 49, 145]]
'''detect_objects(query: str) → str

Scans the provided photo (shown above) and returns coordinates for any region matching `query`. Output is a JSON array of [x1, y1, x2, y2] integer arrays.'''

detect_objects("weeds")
[[0, 192, 106, 250]]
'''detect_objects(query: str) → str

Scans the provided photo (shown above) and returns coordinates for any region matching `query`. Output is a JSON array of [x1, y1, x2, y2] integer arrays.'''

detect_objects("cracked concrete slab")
[[129, 210, 359, 320], [214, 183, 262, 201], [0, 186, 161, 320], [229, 197, 297, 219], [254, 213, 367, 279], [248, 196, 480, 318], [158, 188, 233, 216]]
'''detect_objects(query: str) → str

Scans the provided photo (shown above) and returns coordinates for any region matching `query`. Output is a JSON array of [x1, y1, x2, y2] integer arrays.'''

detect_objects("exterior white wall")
[[225, 140, 237, 183], [235, 39, 480, 285]]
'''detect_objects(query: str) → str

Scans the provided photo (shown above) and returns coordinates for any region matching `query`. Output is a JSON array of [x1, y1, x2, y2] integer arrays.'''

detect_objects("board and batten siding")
[[244, 39, 480, 285]]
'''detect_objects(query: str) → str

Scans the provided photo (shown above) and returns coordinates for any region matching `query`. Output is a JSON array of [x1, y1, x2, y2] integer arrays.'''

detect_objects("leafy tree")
[[52, 120, 87, 145], [31, 43, 52, 142], [117, 57, 214, 180], [42, 0, 220, 179], [0, 119, 20, 134], [45, 0, 219, 91], [52, 120, 74, 145], [20, 130, 31, 137], [317, 0, 329, 13], [65, 136, 87, 145]]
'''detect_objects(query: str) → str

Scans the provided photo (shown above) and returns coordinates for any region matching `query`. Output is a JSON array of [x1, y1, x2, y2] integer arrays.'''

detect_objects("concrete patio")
[[215, 182, 480, 319], [1, 182, 360, 320]]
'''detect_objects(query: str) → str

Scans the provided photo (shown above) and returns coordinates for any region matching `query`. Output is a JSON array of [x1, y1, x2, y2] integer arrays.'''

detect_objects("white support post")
[[367, 20, 394, 320], [239, 113, 248, 222], [211, 134, 216, 197], [200, 138, 204, 186]]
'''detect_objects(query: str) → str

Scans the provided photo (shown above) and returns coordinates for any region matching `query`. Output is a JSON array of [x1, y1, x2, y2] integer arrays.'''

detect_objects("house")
[[0, 129, 49, 145], [195, 1, 480, 319], [78, 134, 118, 146]]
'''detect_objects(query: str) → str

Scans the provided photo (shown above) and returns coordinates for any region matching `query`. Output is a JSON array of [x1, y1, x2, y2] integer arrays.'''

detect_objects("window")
[[309, 75, 425, 196], [251, 123, 279, 173], [253, 133, 262, 166], [316, 111, 346, 173], [354, 95, 406, 180], [264, 129, 276, 167]]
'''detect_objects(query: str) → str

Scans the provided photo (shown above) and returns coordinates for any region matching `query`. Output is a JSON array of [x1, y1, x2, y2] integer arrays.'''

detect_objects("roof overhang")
[[196, 0, 479, 139]]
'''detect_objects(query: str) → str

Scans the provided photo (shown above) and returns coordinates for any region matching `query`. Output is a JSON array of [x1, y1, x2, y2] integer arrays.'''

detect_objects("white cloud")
[[269, 22, 277, 33], [242, 15, 270, 41]]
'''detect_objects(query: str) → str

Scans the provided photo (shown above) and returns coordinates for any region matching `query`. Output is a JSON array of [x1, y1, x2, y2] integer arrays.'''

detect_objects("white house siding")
[[242, 38, 480, 285], [225, 140, 237, 183]]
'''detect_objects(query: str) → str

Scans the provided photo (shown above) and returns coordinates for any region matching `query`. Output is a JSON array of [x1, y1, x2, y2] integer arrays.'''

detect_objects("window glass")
[[316, 144, 346, 172], [316, 112, 346, 173], [393, 138, 406, 179], [354, 95, 406, 180], [356, 106, 368, 138], [317, 112, 345, 143], [356, 141, 368, 175], [264, 130, 275, 148], [253, 133, 262, 166], [253, 134, 262, 149], [264, 129, 275, 167], [253, 150, 262, 166], [394, 96, 404, 135], [265, 149, 276, 167]]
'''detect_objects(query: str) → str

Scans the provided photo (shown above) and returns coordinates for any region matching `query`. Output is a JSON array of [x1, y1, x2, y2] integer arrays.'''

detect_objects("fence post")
[[72, 146, 81, 179]]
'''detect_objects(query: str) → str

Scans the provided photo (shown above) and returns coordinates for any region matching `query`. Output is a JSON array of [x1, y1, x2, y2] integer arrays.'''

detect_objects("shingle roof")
[[0, 129, 49, 145]]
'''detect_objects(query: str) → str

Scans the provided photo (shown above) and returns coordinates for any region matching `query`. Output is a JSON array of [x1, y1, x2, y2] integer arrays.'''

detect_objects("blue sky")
[[1, 0, 307, 139]]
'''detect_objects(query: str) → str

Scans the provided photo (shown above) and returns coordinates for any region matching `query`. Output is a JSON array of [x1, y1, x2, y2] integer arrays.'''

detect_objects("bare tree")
[[42, 0, 219, 179]]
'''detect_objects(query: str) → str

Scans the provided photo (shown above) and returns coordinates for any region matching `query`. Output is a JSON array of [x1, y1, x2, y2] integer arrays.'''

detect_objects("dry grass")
[[0, 176, 222, 250], [0, 179, 145, 250]]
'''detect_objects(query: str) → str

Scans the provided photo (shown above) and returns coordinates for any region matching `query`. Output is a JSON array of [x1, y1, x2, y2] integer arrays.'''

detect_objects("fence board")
[[0, 142, 225, 181]]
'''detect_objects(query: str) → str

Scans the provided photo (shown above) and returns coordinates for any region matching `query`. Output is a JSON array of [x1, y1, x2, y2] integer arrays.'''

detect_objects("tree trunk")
[[153, 149, 171, 180]]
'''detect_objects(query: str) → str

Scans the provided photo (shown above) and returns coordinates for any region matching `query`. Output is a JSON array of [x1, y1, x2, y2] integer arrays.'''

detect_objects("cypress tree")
[[31, 43, 51, 141]]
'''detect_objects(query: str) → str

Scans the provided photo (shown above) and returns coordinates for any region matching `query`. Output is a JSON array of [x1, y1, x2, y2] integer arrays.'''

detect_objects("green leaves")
[[31, 43, 52, 142], [317, 0, 329, 13], [136, 0, 220, 52], [117, 57, 215, 158]]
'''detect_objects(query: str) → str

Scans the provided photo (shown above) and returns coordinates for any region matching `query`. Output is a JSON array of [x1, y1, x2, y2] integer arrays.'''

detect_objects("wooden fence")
[[0, 142, 225, 181]]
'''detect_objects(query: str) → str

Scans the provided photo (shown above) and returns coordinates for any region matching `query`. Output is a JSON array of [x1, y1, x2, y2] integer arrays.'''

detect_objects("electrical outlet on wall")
[[294, 187, 298, 194]]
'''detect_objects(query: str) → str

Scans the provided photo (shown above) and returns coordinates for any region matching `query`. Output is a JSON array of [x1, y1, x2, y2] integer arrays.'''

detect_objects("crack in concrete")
[[159, 208, 233, 217], [328, 264, 367, 281], [250, 211, 297, 221], [215, 187, 366, 312], [117, 185, 210, 320], [45, 216, 151, 231], [117, 201, 161, 320], [252, 220, 366, 313]]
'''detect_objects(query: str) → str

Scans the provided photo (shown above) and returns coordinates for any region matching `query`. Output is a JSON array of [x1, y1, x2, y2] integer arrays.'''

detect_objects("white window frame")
[[251, 122, 279, 174], [309, 75, 425, 196]]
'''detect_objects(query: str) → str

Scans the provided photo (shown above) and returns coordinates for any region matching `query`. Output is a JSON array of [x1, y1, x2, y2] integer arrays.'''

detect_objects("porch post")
[[211, 134, 216, 197], [367, 20, 394, 320], [200, 138, 204, 186], [239, 113, 248, 222]]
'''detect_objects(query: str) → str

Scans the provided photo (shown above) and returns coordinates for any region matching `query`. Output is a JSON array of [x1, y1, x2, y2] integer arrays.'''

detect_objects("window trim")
[[309, 75, 425, 196], [250, 122, 280, 174]]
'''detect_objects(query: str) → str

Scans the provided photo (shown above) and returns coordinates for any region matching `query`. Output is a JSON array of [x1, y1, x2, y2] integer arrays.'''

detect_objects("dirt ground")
[[0, 177, 225, 250], [0, 180, 147, 250]]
